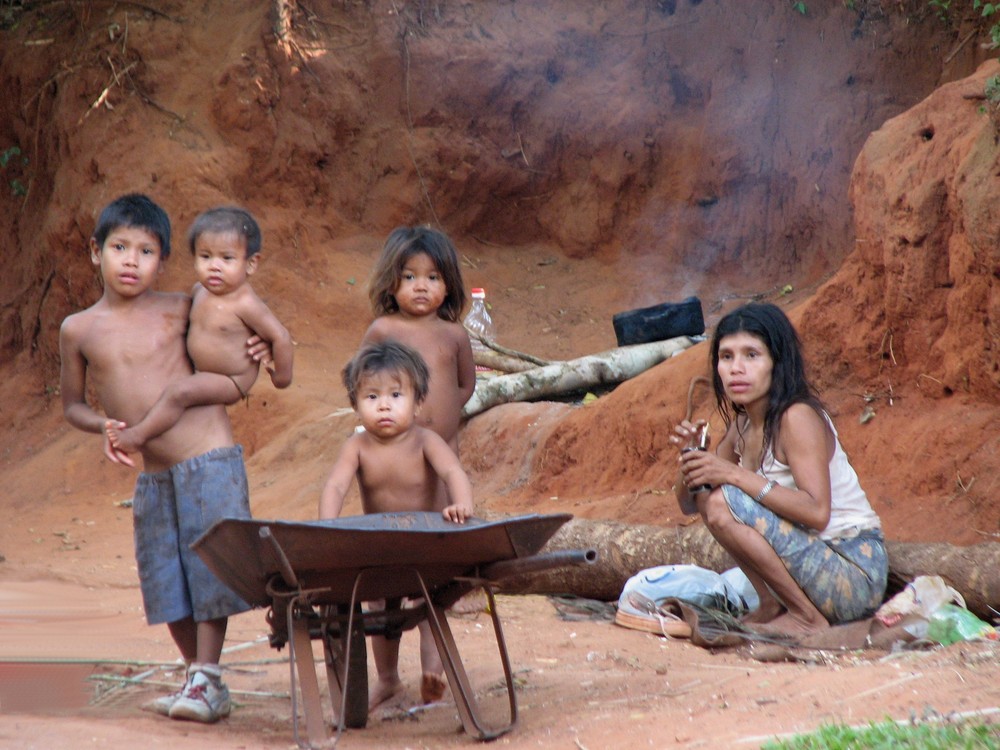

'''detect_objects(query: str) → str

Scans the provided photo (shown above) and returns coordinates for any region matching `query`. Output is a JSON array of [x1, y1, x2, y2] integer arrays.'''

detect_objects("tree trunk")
[[495, 517, 1000, 621], [463, 337, 695, 417]]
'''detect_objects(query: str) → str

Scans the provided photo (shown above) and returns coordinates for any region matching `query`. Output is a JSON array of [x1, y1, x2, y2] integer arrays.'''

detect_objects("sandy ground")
[[1, 555, 999, 749]]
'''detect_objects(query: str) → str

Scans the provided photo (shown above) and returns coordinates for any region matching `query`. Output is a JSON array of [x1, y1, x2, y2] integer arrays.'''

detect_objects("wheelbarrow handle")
[[259, 525, 300, 589], [479, 548, 597, 581]]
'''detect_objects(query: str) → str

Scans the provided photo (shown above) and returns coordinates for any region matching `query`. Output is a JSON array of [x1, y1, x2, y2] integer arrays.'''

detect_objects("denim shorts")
[[132, 445, 252, 625], [722, 485, 888, 623]]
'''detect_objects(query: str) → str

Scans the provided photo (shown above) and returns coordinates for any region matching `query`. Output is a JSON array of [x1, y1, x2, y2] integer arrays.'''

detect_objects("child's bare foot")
[[420, 673, 447, 704], [368, 677, 404, 711], [101, 421, 135, 466], [106, 422, 143, 454]]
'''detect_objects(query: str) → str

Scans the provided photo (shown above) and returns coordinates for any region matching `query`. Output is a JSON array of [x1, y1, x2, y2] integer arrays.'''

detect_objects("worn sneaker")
[[147, 686, 185, 716], [168, 663, 231, 723], [144, 664, 191, 716]]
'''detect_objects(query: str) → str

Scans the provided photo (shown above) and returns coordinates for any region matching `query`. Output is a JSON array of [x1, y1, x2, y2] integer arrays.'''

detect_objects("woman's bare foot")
[[741, 602, 783, 625], [750, 611, 830, 637], [368, 677, 404, 711], [420, 673, 446, 704]]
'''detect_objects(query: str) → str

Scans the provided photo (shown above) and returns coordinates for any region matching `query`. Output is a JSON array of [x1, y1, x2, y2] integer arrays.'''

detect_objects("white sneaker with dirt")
[[147, 685, 185, 716], [145, 664, 191, 716], [168, 663, 231, 723]]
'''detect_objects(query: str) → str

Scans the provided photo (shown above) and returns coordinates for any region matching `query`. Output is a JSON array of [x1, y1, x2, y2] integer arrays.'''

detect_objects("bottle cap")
[[471, 287, 485, 298]]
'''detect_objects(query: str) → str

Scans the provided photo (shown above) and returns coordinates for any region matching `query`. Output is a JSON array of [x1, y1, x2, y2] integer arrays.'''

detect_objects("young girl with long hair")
[[671, 303, 887, 636], [363, 226, 476, 455]]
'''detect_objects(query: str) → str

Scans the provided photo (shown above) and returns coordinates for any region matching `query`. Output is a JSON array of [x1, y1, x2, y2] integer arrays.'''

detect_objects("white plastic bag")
[[874, 575, 966, 638]]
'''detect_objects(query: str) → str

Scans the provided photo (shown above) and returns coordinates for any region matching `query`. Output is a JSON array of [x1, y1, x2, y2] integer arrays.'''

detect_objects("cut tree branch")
[[474, 350, 541, 373], [463, 337, 695, 417], [472, 334, 551, 367]]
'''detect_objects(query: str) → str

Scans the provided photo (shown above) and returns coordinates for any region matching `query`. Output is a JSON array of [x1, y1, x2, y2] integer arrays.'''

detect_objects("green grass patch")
[[761, 717, 1000, 749]]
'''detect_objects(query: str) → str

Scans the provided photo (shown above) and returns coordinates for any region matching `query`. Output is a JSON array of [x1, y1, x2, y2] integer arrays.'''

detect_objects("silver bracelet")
[[754, 479, 776, 503]]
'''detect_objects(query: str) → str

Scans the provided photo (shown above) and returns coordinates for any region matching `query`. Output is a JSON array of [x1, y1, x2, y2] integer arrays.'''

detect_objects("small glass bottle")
[[463, 287, 495, 365]]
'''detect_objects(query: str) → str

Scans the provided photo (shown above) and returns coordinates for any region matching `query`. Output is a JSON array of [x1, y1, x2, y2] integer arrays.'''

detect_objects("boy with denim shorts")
[[59, 193, 267, 723]]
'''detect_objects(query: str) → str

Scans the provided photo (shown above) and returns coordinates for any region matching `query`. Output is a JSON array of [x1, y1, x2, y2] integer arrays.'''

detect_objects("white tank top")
[[745, 414, 881, 540]]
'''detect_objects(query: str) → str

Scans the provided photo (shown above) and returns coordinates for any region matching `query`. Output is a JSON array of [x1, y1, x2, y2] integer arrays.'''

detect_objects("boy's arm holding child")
[[238, 293, 294, 389], [423, 430, 473, 523], [59, 313, 134, 466], [319, 437, 361, 520]]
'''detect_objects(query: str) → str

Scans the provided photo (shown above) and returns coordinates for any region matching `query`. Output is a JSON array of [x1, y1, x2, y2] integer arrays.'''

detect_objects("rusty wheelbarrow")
[[192, 511, 595, 747]]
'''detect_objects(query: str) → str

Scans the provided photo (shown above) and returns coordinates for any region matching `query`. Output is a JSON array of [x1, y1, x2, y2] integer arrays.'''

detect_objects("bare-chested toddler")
[[318, 340, 473, 710], [107, 207, 293, 453]]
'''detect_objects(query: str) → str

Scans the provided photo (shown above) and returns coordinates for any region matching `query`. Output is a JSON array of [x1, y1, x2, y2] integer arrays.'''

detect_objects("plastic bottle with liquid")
[[464, 288, 495, 365]]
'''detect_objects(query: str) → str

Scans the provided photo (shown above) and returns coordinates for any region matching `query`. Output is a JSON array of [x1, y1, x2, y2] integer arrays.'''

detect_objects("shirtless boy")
[[107, 206, 293, 454], [319, 340, 473, 709], [59, 194, 265, 723]]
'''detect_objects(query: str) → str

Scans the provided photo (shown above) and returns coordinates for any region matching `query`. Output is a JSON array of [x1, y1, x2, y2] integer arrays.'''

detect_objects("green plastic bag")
[[925, 604, 997, 646]]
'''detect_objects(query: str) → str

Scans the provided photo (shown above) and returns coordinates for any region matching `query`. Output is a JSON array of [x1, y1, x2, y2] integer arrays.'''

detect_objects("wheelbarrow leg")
[[322, 602, 368, 729], [288, 601, 329, 748], [417, 575, 518, 740]]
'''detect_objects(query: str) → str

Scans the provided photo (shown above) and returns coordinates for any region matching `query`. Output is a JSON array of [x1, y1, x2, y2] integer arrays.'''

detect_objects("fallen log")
[[474, 349, 542, 373], [493, 517, 1000, 621], [463, 337, 696, 417], [493, 518, 732, 601]]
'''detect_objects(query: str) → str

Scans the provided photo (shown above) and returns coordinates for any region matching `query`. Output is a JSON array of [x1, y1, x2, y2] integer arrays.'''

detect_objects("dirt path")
[[2, 575, 998, 749]]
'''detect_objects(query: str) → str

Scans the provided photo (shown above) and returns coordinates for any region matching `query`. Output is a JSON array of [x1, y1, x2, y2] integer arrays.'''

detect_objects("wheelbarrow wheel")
[[323, 603, 369, 729]]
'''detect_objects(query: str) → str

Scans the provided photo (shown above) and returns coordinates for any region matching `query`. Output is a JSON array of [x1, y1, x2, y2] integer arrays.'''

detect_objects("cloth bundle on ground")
[[614, 564, 756, 639]]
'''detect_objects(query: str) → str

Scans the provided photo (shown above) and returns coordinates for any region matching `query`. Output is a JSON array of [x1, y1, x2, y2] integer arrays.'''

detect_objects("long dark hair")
[[710, 303, 824, 466], [368, 226, 467, 322]]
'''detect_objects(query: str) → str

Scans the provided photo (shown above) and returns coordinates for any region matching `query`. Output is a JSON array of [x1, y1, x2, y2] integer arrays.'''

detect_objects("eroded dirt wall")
[[0, 1, 980, 377]]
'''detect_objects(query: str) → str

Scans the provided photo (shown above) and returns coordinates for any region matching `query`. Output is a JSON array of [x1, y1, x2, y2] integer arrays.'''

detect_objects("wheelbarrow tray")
[[192, 511, 572, 607], [191, 512, 583, 747]]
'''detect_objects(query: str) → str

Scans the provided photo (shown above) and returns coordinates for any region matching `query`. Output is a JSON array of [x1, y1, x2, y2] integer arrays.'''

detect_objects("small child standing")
[[319, 340, 474, 711], [107, 206, 293, 454], [362, 226, 476, 461], [60, 194, 263, 723]]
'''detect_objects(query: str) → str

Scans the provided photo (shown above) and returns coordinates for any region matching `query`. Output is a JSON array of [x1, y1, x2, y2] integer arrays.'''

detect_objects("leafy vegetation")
[[761, 717, 1000, 749], [925, 1, 1000, 58], [887, 2, 1000, 134]]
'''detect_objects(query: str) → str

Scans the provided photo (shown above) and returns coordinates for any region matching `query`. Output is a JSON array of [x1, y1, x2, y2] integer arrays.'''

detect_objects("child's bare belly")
[[190, 351, 257, 378], [187, 327, 255, 378], [416, 396, 461, 445], [361, 480, 439, 515]]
